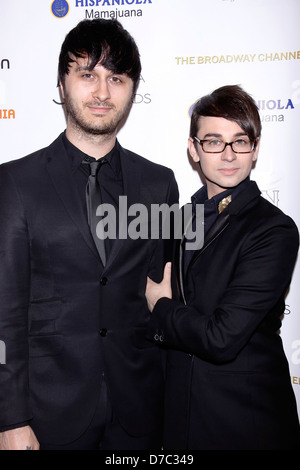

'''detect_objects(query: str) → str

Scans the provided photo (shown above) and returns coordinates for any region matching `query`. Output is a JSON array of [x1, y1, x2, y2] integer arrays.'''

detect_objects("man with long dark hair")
[[0, 19, 178, 450]]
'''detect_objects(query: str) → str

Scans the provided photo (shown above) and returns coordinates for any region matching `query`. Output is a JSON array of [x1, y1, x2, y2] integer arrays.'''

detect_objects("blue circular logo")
[[51, 0, 70, 18]]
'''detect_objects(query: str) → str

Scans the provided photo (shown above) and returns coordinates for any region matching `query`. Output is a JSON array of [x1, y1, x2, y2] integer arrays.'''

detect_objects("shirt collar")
[[62, 131, 121, 177], [191, 177, 251, 211]]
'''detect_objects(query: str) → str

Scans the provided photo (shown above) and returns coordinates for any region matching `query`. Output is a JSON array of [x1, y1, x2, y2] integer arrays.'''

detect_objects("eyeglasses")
[[193, 136, 256, 154]]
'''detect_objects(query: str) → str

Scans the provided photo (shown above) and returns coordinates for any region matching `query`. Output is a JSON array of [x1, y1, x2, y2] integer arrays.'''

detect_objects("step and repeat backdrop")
[[1, 0, 300, 417]]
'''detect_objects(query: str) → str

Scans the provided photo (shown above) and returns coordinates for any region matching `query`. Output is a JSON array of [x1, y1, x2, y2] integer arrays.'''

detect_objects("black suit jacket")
[[0, 134, 179, 445], [148, 181, 300, 449]]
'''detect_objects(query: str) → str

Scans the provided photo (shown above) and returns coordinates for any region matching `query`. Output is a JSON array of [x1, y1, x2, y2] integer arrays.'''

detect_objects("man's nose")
[[221, 144, 237, 161], [92, 79, 111, 102]]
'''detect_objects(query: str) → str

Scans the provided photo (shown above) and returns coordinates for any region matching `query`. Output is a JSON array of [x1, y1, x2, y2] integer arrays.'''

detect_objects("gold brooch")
[[218, 195, 232, 214]]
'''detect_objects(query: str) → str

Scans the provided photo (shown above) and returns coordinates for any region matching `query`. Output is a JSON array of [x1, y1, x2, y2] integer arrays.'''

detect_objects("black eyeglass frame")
[[193, 136, 257, 154]]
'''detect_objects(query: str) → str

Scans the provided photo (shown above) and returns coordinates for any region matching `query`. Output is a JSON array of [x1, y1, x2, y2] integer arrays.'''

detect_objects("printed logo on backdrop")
[[188, 95, 295, 126], [133, 75, 151, 105], [75, 0, 153, 20], [182, 54, 298, 124], [281, 306, 300, 388], [51, 0, 70, 18], [176, 50, 300, 66], [257, 97, 294, 124], [289, 304, 300, 388], [260, 190, 279, 207], [0, 59, 10, 70], [0, 58, 15, 120], [285, 303, 300, 388], [292, 340, 300, 366]]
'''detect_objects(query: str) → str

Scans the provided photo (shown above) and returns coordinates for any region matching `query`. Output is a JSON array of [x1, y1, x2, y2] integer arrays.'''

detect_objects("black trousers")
[[39, 379, 162, 450]]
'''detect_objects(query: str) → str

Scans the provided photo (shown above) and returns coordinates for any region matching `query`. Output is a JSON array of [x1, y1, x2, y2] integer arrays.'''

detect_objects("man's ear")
[[58, 79, 65, 100], [188, 137, 200, 163]]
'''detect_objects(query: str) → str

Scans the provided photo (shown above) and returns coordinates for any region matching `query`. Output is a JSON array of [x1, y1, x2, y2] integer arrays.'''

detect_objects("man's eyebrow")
[[203, 132, 248, 139], [203, 133, 222, 139], [75, 65, 91, 73], [73, 65, 126, 76]]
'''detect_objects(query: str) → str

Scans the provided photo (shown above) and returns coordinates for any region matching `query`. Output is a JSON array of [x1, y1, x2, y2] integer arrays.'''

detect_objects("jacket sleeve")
[[147, 214, 299, 363], [147, 170, 179, 283], [0, 164, 32, 428]]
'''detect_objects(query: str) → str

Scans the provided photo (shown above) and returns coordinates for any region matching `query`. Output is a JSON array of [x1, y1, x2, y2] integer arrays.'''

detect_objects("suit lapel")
[[178, 181, 261, 303], [194, 211, 230, 259], [45, 135, 101, 263], [179, 210, 230, 304]]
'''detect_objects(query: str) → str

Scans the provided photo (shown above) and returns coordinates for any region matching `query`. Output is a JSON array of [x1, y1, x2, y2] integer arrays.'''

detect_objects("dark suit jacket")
[[0, 134, 178, 445], [148, 181, 300, 450]]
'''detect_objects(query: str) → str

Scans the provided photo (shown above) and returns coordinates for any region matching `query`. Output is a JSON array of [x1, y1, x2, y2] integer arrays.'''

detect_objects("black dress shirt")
[[191, 177, 251, 236], [183, 178, 251, 273], [62, 132, 124, 257]]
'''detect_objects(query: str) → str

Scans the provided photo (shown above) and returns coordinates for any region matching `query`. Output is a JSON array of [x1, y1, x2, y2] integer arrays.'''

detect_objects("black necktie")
[[86, 159, 107, 265]]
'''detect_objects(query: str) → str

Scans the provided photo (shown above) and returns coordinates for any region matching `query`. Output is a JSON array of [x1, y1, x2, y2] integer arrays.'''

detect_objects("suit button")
[[100, 277, 108, 286], [154, 333, 164, 342], [99, 328, 107, 337]]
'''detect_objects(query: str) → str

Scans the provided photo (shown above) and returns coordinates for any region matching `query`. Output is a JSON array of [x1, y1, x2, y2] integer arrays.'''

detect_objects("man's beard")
[[63, 92, 132, 137]]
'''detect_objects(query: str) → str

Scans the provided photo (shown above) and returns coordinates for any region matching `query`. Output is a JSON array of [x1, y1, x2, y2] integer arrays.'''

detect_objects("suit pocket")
[[29, 299, 63, 356], [29, 298, 61, 334], [29, 298, 61, 322], [29, 335, 63, 357]]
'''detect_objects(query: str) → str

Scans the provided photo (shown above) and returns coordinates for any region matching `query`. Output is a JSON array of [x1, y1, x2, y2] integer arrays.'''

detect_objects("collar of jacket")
[[45, 133, 142, 270], [178, 181, 261, 304]]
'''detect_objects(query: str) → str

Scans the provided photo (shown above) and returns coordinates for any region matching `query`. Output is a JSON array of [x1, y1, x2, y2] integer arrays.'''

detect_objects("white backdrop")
[[1, 0, 300, 420]]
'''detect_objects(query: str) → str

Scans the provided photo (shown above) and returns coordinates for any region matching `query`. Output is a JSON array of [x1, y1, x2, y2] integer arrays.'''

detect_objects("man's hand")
[[146, 262, 172, 312], [0, 426, 40, 450]]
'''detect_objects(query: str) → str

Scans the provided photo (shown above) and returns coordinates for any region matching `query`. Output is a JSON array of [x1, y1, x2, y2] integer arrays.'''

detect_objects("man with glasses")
[[145, 85, 300, 449]]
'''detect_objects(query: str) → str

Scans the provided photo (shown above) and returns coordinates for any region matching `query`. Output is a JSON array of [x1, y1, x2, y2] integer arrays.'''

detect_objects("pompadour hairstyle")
[[190, 85, 261, 142]]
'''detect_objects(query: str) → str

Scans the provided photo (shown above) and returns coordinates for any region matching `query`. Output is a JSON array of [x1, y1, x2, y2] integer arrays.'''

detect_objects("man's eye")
[[82, 73, 94, 79], [235, 139, 248, 146], [110, 76, 122, 83], [208, 140, 222, 146]]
